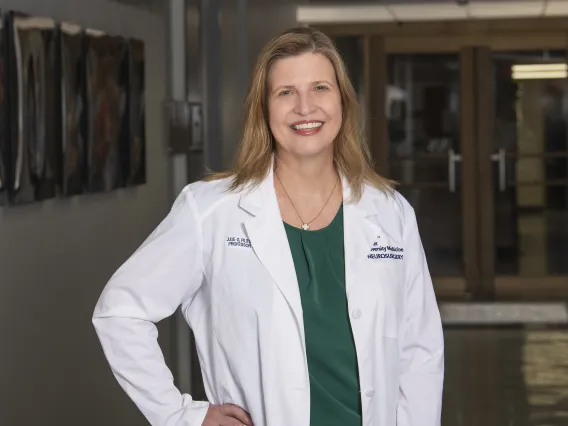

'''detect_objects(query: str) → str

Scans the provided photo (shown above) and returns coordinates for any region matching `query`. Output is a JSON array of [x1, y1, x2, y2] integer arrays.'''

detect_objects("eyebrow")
[[271, 80, 335, 95]]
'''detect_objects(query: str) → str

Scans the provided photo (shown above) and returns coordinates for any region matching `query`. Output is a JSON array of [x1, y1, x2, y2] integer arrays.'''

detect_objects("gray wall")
[[0, 1, 170, 425], [197, 0, 303, 172], [222, 1, 302, 169]]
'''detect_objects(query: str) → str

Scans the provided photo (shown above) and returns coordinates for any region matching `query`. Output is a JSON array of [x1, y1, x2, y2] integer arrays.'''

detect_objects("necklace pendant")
[[301, 223, 310, 231]]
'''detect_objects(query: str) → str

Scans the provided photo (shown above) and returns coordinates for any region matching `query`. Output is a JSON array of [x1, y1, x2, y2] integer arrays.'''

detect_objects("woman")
[[93, 27, 444, 426]]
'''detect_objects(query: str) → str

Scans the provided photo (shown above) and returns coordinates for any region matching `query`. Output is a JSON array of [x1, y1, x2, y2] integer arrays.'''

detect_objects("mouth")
[[290, 120, 324, 135]]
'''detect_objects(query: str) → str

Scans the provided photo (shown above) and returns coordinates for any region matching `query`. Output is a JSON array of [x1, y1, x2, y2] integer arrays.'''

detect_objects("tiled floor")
[[443, 327, 568, 426]]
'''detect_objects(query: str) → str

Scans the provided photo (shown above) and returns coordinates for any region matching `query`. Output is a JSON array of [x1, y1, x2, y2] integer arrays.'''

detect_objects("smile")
[[291, 121, 323, 130]]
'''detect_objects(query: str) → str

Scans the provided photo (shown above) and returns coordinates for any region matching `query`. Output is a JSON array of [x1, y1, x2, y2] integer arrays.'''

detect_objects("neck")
[[274, 151, 338, 197]]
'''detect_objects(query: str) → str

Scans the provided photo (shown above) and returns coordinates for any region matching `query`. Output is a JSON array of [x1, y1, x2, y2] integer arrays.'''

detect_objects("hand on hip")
[[202, 404, 254, 426]]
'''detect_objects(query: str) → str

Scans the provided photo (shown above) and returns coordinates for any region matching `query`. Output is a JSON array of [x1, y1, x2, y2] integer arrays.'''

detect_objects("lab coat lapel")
[[239, 170, 305, 342]]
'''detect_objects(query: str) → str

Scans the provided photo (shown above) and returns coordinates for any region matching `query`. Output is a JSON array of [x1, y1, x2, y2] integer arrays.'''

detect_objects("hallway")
[[2, 1, 568, 425]]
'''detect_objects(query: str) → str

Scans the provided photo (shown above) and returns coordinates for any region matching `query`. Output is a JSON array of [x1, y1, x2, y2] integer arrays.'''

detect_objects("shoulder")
[[362, 184, 415, 224], [178, 177, 240, 219]]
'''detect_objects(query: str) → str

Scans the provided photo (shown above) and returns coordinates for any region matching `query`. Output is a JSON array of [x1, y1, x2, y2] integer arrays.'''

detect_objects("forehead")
[[268, 52, 337, 87]]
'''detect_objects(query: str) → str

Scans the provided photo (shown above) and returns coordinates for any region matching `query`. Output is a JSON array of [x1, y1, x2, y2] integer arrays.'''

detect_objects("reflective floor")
[[443, 327, 568, 426]]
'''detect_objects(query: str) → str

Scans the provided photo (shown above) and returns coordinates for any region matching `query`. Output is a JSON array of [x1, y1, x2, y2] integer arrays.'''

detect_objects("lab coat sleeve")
[[397, 202, 444, 426], [92, 186, 208, 426]]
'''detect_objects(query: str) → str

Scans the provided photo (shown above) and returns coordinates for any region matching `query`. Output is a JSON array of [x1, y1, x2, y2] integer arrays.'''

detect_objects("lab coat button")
[[352, 309, 362, 319], [365, 389, 375, 397]]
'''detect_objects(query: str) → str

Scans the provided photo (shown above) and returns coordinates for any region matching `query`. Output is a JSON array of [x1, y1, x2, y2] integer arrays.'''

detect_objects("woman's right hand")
[[202, 404, 254, 426]]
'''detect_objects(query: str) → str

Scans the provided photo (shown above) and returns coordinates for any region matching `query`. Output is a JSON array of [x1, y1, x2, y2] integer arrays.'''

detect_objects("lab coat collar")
[[238, 160, 381, 220]]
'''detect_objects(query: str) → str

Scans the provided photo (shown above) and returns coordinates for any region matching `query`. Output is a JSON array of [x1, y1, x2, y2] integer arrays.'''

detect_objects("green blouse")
[[283, 205, 362, 426]]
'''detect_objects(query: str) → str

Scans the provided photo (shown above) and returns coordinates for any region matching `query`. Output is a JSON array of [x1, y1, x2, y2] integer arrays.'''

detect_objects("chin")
[[289, 141, 334, 158]]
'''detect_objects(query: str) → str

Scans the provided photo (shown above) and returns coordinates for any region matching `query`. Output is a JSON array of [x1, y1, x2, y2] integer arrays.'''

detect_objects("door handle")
[[448, 148, 462, 193], [490, 148, 506, 192]]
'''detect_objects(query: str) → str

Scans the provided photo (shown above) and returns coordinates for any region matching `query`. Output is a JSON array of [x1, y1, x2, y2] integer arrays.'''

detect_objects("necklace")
[[275, 172, 339, 231]]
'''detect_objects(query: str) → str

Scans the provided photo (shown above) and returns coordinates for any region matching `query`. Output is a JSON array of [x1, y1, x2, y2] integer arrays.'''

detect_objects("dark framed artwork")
[[0, 13, 148, 205], [127, 38, 146, 187], [0, 11, 9, 206], [117, 36, 130, 188], [60, 22, 87, 197], [8, 13, 59, 205], [43, 17, 60, 199], [85, 30, 129, 193]]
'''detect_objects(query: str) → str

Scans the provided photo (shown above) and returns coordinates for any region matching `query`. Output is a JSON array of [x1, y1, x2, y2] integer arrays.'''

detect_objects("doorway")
[[327, 20, 568, 301]]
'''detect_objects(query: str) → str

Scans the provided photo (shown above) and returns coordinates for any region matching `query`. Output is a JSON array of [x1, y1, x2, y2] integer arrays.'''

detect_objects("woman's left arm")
[[397, 199, 444, 426]]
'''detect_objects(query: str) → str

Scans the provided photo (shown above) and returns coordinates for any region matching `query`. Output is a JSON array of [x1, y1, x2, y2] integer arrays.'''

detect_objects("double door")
[[335, 22, 568, 300]]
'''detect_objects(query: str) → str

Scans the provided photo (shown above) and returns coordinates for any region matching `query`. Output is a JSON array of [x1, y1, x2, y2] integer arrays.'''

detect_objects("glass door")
[[386, 54, 460, 284], [478, 47, 568, 300], [383, 50, 479, 299]]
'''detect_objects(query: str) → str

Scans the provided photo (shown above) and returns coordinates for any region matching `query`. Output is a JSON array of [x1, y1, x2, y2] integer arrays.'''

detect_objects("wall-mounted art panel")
[[0, 11, 9, 206], [127, 38, 145, 187], [8, 13, 59, 205], [117, 36, 130, 189], [60, 22, 87, 197], [85, 30, 129, 193]]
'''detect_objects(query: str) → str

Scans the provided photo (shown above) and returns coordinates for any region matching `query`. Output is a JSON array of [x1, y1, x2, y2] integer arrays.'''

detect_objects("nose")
[[294, 91, 316, 116]]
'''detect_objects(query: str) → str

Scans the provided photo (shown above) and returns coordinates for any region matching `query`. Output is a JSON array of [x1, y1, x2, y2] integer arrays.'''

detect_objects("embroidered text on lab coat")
[[368, 241, 404, 260], [226, 236, 252, 248]]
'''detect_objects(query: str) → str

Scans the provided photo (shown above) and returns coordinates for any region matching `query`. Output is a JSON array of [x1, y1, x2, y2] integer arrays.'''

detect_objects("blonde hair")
[[205, 26, 394, 201]]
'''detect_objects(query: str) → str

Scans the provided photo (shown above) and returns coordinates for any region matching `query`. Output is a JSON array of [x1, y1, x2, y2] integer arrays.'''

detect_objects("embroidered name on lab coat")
[[226, 236, 252, 248], [367, 241, 404, 260]]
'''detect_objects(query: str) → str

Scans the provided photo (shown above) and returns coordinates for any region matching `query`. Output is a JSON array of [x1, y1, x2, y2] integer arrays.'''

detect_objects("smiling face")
[[267, 52, 343, 160]]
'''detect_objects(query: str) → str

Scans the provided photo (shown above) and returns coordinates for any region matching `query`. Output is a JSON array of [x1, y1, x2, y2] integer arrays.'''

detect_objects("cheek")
[[268, 102, 288, 133], [328, 101, 343, 131], [325, 95, 343, 121]]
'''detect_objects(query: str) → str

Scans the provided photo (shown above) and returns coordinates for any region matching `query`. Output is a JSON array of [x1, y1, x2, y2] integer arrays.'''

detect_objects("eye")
[[279, 89, 292, 96], [315, 84, 329, 92]]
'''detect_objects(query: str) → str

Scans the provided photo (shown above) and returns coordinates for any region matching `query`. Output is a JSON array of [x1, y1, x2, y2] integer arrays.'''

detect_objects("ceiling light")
[[512, 71, 568, 80], [512, 63, 568, 73]]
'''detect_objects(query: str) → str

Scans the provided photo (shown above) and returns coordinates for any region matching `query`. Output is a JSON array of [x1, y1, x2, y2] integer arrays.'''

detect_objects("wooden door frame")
[[315, 17, 568, 41], [460, 47, 481, 299], [363, 35, 388, 176], [475, 46, 496, 300]]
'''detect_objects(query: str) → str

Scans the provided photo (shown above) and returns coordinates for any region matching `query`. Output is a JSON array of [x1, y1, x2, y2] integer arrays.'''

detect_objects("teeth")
[[292, 122, 323, 130]]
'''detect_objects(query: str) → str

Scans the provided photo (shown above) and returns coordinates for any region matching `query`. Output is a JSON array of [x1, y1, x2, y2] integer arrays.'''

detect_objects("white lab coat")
[[93, 168, 444, 426]]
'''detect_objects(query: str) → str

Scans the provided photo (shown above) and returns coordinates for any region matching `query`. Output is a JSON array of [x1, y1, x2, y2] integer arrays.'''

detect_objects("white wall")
[[0, 1, 170, 425]]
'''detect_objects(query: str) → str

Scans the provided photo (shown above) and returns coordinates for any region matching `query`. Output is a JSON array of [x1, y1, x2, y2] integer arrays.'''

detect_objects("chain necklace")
[[275, 172, 339, 231]]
